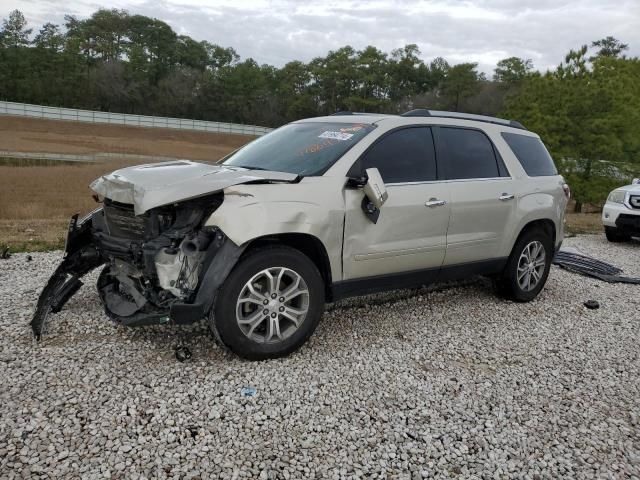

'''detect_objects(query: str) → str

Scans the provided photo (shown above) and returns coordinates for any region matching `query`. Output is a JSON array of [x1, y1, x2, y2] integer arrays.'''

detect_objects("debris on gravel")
[[1, 234, 639, 478], [583, 299, 600, 310]]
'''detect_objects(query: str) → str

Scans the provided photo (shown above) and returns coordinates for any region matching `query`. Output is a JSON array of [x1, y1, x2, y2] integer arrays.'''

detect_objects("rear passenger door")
[[342, 127, 451, 280], [433, 126, 516, 266]]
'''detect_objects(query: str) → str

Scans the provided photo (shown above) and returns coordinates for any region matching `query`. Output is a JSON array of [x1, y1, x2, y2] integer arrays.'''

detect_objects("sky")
[[3, 0, 639, 74]]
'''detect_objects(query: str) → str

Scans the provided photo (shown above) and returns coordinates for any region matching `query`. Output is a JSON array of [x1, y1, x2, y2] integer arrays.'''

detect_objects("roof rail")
[[401, 109, 526, 130], [330, 111, 374, 116]]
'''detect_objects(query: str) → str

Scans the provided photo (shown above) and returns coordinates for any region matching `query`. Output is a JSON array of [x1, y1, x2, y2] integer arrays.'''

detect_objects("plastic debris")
[[584, 300, 600, 310], [174, 346, 192, 362], [553, 250, 640, 285], [240, 386, 257, 397], [26, 255, 33, 262]]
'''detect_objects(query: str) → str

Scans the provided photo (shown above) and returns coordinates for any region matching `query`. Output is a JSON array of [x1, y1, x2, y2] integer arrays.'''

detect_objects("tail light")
[[562, 183, 571, 199]]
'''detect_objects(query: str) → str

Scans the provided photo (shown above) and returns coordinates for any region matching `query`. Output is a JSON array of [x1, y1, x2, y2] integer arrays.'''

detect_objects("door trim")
[[332, 257, 507, 301], [353, 243, 445, 261]]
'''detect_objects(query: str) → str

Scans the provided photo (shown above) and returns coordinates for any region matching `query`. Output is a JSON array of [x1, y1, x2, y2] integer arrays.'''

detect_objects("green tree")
[[0, 10, 31, 48], [441, 62, 480, 111], [388, 44, 427, 102], [494, 57, 533, 84], [591, 36, 628, 58], [34, 23, 64, 51], [504, 46, 640, 211], [0, 10, 32, 101]]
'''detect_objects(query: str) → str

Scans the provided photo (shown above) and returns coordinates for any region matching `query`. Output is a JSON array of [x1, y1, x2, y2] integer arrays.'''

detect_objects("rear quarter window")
[[501, 132, 558, 177]]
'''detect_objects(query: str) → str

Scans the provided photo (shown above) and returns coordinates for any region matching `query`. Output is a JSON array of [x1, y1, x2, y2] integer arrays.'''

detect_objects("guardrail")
[[0, 150, 187, 164], [0, 101, 273, 136]]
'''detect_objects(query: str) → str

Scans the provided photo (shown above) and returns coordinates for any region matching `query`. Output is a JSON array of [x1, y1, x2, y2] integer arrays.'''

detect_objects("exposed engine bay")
[[30, 193, 241, 338], [29, 160, 303, 339]]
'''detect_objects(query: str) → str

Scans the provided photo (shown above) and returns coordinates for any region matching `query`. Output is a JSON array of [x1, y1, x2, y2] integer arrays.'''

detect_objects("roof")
[[295, 110, 526, 130], [295, 114, 394, 125], [401, 109, 526, 130]]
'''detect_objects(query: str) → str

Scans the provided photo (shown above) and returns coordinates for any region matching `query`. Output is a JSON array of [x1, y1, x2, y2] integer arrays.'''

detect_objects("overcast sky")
[[3, 0, 639, 74]]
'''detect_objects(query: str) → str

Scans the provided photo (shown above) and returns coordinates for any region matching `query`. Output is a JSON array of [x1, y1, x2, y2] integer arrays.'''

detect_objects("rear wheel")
[[605, 226, 630, 243], [210, 246, 325, 360], [494, 228, 553, 302]]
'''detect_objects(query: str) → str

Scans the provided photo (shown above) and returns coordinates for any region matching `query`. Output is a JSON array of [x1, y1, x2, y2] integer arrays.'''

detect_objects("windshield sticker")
[[339, 124, 365, 133], [298, 138, 339, 156], [319, 131, 354, 141]]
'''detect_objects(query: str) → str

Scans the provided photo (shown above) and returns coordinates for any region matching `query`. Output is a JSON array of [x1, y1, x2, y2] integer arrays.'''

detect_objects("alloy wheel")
[[235, 267, 310, 343], [516, 240, 546, 292]]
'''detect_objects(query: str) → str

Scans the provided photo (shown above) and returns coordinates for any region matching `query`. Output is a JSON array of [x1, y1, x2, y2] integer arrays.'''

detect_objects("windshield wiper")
[[233, 165, 271, 171]]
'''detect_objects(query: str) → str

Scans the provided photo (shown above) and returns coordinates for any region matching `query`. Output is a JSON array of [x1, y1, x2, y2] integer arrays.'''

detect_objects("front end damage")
[[31, 194, 244, 339], [30, 161, 301, 339]]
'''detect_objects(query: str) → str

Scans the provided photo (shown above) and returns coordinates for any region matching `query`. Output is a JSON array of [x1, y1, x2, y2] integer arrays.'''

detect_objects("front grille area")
[[629, 195, 640, 209], [103, 200, 147, 239]]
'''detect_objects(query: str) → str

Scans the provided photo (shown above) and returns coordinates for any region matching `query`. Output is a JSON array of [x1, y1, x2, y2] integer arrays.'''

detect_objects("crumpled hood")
[[90, 160, 298, 215]]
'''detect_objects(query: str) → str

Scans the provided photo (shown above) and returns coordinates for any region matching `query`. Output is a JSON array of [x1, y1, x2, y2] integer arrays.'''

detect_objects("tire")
[[209, 246, 325, 360], [605, 226, 630, 243], [494, 228, 553, 302]]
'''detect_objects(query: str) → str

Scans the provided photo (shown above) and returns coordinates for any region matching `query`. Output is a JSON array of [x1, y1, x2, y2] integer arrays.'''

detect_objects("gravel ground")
[[1, 234, 639, 479]]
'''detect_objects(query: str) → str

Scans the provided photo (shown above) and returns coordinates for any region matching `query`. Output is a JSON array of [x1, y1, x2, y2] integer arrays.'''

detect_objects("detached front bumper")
[[30, 212, 104, 339]]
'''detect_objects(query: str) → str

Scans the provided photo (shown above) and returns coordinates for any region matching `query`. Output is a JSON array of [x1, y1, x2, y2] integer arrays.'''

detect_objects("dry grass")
[[0, 116, 250, 160], [565, 213, 602, 236], [0, 218, 68, 252], [0, 116, 250, 251], [0, 160, 137, 251]]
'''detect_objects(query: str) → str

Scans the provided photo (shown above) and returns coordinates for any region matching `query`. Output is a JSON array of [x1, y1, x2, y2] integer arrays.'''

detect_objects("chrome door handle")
[[425, 198, 446, 208], [499, 193, 515, 201]]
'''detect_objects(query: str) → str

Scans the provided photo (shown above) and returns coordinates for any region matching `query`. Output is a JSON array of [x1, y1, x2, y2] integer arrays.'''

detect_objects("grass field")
[[0, 115, 605, 252], [0, 116, 249, 159], [0, 116, 249, 251]]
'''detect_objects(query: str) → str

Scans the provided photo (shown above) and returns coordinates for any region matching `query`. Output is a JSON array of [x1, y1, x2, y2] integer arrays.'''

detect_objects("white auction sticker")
[[318, 131, 354, 141]]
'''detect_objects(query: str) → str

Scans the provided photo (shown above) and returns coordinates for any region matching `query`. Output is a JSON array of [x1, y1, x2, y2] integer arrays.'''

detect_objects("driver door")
[[342, 127, 451, 280]]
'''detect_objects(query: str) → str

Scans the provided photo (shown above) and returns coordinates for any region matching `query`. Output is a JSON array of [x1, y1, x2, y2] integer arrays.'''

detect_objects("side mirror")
[[363, 168, 388, 208]]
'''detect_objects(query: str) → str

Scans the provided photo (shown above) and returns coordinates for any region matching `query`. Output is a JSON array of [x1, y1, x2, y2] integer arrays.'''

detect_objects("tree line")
[[1, 9, 639, 209]]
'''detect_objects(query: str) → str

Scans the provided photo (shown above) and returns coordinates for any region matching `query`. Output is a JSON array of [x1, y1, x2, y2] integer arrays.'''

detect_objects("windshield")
[[222, 122, 375, 176]]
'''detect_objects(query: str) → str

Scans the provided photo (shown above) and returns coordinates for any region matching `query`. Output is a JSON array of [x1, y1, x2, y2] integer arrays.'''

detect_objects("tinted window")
[[223, 122, 374, 176], [502, 132, 558, 176], [359, 127, 436, 183], [438, 128, 501, 180]]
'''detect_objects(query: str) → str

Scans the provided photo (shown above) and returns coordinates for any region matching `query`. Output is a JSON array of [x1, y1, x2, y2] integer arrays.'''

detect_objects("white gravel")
[[1, 234, 639, 479]]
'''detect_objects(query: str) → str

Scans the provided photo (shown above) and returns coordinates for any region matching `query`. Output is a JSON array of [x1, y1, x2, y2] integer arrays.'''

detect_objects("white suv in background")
[[33, 110, 569, 359], [602, 179, 640, 242]]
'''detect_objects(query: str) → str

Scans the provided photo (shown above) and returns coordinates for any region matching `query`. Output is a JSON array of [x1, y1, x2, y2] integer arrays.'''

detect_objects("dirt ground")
[[0, 116, 251, 251], [0, 116, 250, 161]]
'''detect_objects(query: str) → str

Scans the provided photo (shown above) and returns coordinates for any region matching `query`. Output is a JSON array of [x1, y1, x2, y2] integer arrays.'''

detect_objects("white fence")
[[0, 101, 273, 136]]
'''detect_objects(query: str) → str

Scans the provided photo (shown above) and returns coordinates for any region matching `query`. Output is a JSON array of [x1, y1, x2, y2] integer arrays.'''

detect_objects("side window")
[[359, 127, 437, 183], [438, 127, 502, 180], [501, 132, 558, 176]]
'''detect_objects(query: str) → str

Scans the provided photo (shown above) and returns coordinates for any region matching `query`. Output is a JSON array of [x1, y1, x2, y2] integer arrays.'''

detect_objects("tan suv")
[[32, 110, 570, 359]]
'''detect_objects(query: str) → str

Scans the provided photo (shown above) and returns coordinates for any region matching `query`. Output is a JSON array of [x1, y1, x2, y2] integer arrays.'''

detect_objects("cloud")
[[3, 0, 640, 74]]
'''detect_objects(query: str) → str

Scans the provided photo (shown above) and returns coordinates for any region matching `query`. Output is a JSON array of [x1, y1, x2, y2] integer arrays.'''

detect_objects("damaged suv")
[[32, 110, 569, 360]]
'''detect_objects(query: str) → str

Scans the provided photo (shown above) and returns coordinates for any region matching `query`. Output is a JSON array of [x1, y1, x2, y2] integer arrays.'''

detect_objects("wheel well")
[[243, 233, 333, 300], [515, 219, 557, 252]]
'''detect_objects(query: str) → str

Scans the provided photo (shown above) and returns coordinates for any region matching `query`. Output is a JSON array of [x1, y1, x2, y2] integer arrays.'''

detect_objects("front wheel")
[[494, 228, 553, 302], [210, 246, 325, 360], [605, 226, 630, 243]]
